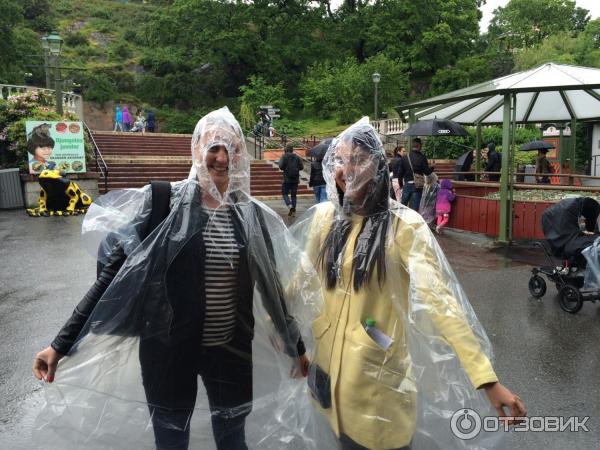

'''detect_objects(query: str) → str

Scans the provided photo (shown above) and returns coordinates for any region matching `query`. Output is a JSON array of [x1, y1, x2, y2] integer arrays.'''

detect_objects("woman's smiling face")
[[194, 128, 242, 195], [333, 140, 377, 206]]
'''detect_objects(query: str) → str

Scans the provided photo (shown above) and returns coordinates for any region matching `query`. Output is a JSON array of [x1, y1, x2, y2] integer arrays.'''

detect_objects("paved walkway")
[[1, 200, 598, 449]]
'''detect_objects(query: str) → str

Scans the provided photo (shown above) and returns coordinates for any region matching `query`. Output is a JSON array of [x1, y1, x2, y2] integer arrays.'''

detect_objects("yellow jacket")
[[303, 202, 498, 450]]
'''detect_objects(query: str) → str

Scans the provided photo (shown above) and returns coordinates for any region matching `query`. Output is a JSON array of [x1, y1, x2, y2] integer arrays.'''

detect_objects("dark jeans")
[[400, 182, 422, 211], [339, 434, 411, 450], [282, 182, 299, 208], [143, 342, 253, 450]]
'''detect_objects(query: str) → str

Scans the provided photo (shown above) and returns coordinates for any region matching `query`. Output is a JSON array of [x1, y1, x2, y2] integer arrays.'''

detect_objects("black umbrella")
[[403, 118, 468, 137], [521, 140, 556, 151], [308, 138, 333, 160], [454, 149, 475, 181]]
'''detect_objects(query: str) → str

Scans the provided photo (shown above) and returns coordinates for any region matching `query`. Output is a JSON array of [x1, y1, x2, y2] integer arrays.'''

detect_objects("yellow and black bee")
[[27, 169, 92, 217]]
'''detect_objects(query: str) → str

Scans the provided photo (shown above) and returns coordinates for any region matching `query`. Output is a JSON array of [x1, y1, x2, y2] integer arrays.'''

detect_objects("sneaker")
[[290, 207, 296, 217], [435, 226, 441, 235], [287, 207, 293, 217]]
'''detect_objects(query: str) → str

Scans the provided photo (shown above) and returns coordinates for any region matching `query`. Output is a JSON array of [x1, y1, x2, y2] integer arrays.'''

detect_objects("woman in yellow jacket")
[[292, 119, 526, 450]]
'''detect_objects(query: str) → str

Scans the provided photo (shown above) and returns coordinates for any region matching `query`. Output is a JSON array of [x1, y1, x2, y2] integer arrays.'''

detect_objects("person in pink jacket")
[[435, 178, 456, 234]]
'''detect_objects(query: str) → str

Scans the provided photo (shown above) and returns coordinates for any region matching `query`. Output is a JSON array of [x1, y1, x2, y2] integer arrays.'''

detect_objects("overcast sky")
[[480, 0, 600, 32]]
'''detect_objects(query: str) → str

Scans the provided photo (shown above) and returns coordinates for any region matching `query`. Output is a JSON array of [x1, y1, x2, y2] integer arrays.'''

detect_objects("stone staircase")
[[91, 131, 312, 197]]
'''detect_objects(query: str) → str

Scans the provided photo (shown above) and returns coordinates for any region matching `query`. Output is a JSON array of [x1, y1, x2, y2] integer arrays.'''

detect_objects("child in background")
[[435, 178, 456, 234]]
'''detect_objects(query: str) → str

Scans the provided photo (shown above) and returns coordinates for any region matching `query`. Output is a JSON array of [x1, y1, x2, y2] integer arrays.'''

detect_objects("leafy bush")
[[0, 90, 77, 170], [109, 41, 131, 60], [79, 73, 117, 105], [157, 107, 210, 134], [65, 32, 89, 47]]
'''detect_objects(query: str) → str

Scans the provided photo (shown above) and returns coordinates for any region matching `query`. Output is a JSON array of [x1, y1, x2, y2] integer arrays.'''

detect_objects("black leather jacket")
[[52, 183, 306, 361]]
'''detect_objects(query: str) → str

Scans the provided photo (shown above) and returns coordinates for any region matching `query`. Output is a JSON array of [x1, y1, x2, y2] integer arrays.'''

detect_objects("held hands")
[[32, 346, 64, 383], [482, 382, 527, 425], [290, 354, 310, 378]]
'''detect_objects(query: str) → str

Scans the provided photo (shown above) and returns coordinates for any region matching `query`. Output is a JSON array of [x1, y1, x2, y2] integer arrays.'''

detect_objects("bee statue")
[[27, 169, 92, 217]]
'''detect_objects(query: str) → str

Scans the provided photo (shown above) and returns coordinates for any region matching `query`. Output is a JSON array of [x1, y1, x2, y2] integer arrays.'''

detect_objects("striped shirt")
[[201, 207, 240, 346]]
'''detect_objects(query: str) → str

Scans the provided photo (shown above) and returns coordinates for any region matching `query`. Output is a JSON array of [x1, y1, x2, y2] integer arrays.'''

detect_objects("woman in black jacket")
[[32, 107, 318, 450]]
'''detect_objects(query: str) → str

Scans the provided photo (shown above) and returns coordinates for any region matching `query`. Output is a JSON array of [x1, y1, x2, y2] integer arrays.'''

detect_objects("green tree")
[[488, 0, 585, 50], [239, 75, 289, 130], [301, 54, 409, 123]]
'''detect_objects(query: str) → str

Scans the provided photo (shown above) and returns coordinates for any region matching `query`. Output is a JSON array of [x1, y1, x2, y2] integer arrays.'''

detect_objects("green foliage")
[[0, 91, 66, 170], [65, 32, 89, 47], [156, 107, 210, 134], [79, 73, 116, 105], [488, 0, 584, 49], [513, 17, 600, 71], [239, 76, 290, 130], [301, 54, 409, 124]]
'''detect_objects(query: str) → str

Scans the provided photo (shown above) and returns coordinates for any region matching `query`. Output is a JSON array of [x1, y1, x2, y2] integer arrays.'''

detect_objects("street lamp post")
[[372, 72, 381, 120], [46, 31, 64, 116], [40, 35, 52, 89]]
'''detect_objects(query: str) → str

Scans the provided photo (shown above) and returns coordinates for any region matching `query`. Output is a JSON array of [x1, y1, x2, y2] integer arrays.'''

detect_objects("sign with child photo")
[[25, 121, 86, 174]]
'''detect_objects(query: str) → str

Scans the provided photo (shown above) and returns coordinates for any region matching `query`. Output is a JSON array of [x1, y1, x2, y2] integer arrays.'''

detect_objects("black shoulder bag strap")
[[148, 180, 172, 236], [51, 182, 172, 355]]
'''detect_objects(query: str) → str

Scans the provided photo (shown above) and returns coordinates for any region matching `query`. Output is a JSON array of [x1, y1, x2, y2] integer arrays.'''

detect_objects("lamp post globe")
[[46, 31, 63, 115], [372, 72, 381, 119], [46, 31, 63, 56]]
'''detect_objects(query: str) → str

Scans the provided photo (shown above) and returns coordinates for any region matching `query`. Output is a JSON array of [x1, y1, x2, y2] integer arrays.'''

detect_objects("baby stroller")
[[528, 197, 600, 313]]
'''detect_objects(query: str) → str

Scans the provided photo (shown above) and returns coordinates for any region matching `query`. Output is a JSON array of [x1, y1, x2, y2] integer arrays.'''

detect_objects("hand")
[[32, 346, 64, 383], [290, 354, 310, 378], [482, 382, 527, 425]]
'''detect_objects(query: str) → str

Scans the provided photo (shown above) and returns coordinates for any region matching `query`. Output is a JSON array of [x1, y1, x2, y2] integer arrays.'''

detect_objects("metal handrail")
[[83, 121, 108, 192]]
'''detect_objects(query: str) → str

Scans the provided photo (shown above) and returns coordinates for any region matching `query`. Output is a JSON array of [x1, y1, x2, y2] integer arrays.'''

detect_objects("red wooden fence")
[[448, 196, 553, 240]]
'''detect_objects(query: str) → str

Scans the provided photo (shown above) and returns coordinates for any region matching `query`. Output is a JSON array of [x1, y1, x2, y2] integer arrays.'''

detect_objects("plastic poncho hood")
[[291, 118, 504, 450], [33, 108, 334, 450]]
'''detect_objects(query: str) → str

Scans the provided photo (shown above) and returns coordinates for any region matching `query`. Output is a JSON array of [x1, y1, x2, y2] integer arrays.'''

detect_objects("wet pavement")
[[1, 199, 599, 449]]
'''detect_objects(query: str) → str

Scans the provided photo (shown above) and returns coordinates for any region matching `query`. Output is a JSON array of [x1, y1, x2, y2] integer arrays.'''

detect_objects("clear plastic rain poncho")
[[33, 107, 334, 450], [291, 118, 505, 450]]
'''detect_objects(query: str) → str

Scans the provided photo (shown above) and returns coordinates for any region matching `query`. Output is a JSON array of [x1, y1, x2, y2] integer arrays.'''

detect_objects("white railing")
[[0, 83, 84, 119], [370, 118, 408, 135]]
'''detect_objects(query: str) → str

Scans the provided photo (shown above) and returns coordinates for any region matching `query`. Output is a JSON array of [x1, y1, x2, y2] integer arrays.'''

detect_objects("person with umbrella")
[[308, 139, 331, 204], [397, 138, 433, 211], [535, 149, 552, 184], [521, 140, 556, 185]]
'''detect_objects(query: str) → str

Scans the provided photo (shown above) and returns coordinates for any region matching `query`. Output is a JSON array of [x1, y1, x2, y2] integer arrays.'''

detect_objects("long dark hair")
[[317, 125, 391, 291]]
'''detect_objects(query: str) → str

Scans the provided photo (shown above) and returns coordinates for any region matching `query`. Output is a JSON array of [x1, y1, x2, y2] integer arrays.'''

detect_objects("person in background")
[[131, 110, 146, 133], [309, 148, 327, 204], [397, 138, 433, 211], [122, 106, 133, 132], [535, 149, 552, 184], [146, 110, 156, 133], [435, 178, 456, 235], [484, 142, 501, 182], [114, 105, 123, 132], [278, 143, 304, 217]]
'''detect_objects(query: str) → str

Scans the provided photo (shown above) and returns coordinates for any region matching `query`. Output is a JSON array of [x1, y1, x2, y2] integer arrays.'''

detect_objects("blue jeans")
[[313, 185, 327, 203], [401, 183, 422, 211], [282, 182, 298, 208]]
